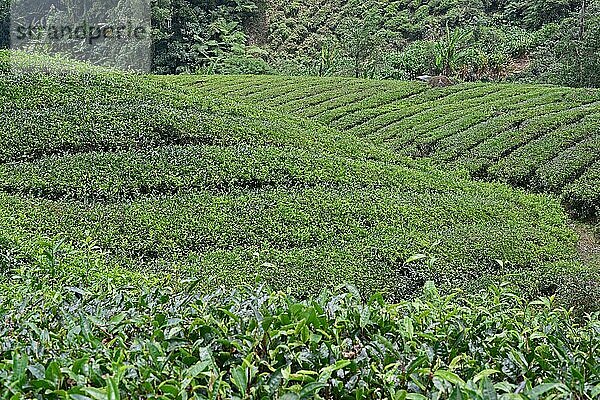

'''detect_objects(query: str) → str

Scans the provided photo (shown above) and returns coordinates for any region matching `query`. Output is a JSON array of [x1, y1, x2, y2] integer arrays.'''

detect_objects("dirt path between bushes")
[[573, 222, 600, 268]]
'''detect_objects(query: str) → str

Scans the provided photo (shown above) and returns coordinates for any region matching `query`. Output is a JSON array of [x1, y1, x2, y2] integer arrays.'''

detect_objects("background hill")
[[250, 0, 588, 80], [1, 0, 599, 86]]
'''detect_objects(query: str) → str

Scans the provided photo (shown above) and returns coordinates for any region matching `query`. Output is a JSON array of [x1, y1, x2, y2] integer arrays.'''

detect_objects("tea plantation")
[[190, 75, 600, 222], [0, 52, 589, 298], [1, 52, 600, 398]]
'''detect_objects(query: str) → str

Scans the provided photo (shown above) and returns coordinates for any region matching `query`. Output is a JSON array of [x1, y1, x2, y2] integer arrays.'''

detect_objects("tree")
[[1, 0, 9, 49], [151, 0, 261, 74], [501, 0, 576, 29], [337, 9, 382, 78], [579, 0, 587, 39], [531, 0, 600, 87]]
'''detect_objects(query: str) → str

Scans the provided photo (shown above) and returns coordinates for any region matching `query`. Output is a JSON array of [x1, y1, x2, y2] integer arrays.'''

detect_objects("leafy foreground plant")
[[1, 282, 600, 399]]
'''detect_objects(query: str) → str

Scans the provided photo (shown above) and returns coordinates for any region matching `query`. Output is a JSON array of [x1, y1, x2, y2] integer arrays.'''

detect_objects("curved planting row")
[[192, 76, 600, 221], [0, 54, 587, 299]]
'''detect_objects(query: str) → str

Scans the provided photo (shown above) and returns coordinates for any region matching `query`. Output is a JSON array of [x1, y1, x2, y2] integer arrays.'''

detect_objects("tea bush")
[[1, 281, 600, 399], [192, 75, 600, 219], [562, 161, 600, 220]]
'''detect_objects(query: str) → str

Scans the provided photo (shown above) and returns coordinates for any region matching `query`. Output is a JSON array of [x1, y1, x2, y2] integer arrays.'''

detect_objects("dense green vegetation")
[[531, 0, 600, 87], [1, 47, 600, 397], [2, 0, 600, 86], [192, 75, 600, 222], [225, 0, 600, 86], [1, 52, 590, 301], [3, 282, 600, 398], [151, 0, 271, 74]]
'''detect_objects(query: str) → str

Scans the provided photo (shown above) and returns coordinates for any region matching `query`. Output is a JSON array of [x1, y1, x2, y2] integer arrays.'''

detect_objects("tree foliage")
[[0, 0, 597, 86], [0, 0, 9, 49], [498, 0, 577, 29], [151, 0, 262, 74], [531, 0, 600, 87]]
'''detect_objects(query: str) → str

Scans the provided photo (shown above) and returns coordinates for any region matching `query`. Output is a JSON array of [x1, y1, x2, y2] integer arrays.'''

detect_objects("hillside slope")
[[188, 75, 600, 225], [0, 52, 591, 299]]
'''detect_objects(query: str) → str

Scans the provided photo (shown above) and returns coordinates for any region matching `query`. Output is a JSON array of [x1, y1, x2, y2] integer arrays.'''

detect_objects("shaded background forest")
[[1, 0, 599, 87]]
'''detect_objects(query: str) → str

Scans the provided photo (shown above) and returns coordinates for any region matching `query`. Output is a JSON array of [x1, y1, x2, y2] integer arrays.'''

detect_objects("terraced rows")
[[0, 55, 586, 299], [190, 76, 600, 221]]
